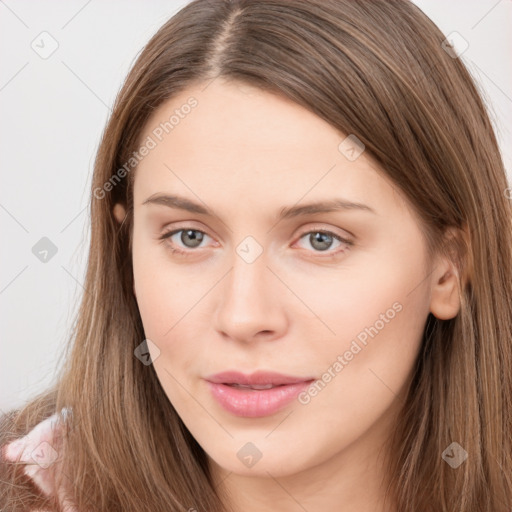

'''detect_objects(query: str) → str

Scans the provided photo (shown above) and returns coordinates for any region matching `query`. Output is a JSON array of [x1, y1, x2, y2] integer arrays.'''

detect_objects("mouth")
[[205, 370, 314, 386], [223, 383, 284, 390], [204, 370, 315, 417]]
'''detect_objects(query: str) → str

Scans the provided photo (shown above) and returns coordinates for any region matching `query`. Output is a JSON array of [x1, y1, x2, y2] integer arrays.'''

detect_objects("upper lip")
[[205, 370, 315, 386]]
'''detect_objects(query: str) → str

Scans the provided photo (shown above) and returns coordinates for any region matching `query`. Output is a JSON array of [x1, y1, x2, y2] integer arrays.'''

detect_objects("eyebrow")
[[142, 193, 376, 219]]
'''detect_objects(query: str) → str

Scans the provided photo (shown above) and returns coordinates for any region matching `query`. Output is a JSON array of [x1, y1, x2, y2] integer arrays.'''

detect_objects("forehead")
[[133, 79, 407, 217], [138, 79, 344, 161]]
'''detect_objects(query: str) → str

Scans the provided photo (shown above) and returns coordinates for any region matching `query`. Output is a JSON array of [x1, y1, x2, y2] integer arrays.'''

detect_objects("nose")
[[213, 248, 289, 344]]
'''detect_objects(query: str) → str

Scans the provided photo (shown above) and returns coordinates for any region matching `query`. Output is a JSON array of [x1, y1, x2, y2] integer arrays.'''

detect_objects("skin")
[[113, 79, 461, 512]]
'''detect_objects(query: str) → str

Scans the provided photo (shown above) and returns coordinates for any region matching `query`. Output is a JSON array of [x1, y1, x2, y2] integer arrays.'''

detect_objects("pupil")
[[310, 232, 332, 251], [181, 230, 203, 248]]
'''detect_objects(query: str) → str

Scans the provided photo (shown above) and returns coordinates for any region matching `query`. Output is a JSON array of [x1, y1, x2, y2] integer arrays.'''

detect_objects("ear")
[[113, 203, 127, 223], [429, 266, 460, 320], [429, 227, 467, 320]]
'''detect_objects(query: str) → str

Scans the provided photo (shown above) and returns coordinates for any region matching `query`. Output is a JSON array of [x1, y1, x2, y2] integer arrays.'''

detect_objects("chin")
[[205, 440, 318, 479]]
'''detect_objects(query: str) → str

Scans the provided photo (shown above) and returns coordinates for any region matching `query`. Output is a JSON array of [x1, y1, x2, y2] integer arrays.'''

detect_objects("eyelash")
[[158, 227, 353, 257]]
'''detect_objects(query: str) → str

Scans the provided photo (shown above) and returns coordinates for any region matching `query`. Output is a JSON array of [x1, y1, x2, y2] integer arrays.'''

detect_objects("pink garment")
[[2, 409, 78, 511]]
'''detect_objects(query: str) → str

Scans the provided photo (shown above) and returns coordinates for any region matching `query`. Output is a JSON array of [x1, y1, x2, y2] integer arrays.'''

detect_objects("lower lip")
[[206, 380, 313, 417]]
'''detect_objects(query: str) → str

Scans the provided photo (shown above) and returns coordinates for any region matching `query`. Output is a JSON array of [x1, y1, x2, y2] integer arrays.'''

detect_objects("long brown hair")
[[2, 1, 511, 510]]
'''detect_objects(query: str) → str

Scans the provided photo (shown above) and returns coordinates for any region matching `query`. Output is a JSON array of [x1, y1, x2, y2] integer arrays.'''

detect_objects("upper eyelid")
[[161, 227, 350, 240], [296, 226, 351, 240], [160, 222, 352, 239], [161, 227, 213, 243]]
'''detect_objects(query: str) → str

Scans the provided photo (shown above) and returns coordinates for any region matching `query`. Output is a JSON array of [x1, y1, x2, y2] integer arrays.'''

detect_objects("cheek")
[[132, 231, 194, 335], [132, 257, 200, 407], [292, 236, 430, 399], [291, 278, 428, 464], [132, 234, 209, 382], [309, 254, 429, 417], [279, 242, 429, 346], [307, 307, 425, 458]]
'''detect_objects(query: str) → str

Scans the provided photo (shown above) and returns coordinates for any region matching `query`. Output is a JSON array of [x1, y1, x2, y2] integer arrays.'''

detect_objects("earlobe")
[[113, 203, 127, 223]]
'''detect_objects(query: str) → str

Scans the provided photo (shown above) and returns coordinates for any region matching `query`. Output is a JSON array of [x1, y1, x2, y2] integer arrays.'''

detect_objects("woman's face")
[[123, 79, 458, 481]]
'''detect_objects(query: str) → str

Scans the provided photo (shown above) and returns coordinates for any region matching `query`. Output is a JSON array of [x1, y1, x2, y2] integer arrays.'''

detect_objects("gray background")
[[1, 0, 511, 412]]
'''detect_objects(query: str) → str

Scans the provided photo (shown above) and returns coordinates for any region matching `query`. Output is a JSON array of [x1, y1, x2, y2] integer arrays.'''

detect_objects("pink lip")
[[204, 370, 315, 418]]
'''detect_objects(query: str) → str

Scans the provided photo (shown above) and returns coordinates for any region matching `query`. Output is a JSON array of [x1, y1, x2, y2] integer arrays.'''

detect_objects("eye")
[[295, 230, 353, 255], [158, 227, 353, 257], [159, 228, 213, 255]]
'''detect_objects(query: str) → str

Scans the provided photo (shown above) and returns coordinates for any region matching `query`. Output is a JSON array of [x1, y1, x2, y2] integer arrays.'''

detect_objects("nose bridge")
[[224, 244, 270, 311], [214, 238, 287, 341]]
